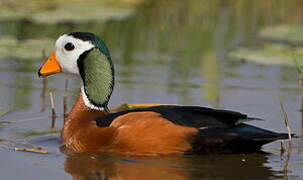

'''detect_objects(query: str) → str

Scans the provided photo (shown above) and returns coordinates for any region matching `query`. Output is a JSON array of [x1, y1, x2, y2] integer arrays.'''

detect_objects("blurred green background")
[[2, 0, 303, 107], [1, 1, 303, 179]]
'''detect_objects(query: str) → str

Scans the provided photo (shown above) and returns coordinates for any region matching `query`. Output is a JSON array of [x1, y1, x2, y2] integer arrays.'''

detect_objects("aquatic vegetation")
[[292, 53, 303, 78], [14, 147, 48, 154], [229, 24, 303, 66], [279, 101, 293, 144], [0, 37, 54, 60], [0, 109, 10, 118], [259, 25, 303, 45], [0, 0, 138, 23], [229, 43, 303, 66]]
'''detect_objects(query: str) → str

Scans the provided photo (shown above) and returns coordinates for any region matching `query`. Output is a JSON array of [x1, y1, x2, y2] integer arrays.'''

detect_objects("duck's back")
[[95, 105, 289, 154]]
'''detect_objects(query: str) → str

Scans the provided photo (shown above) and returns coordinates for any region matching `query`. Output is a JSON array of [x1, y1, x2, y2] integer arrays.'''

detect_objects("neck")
[[61, 91, 117, 151], [62, 92, 107, 140], [81, 86, 105, 111], [78, 49, 114, 110], [65, 92, 107, 123]]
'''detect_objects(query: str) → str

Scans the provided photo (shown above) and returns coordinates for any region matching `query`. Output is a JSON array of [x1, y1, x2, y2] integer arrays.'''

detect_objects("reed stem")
[[41, 77, 47, 112], [283, 144, 293, 178], [49, 92, 56, 129], [63, 79, 68, 123], [40, 50, 47, 112], [280, 140, 285, 155], [0, 109, 10, 117], [14, 147, 48, 154], [279, 101, 293, 145], [292, 52, 303, 135]]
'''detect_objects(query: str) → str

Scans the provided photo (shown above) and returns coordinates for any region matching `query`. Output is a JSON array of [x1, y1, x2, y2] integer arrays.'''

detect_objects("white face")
[[55, 34, 95, 75]]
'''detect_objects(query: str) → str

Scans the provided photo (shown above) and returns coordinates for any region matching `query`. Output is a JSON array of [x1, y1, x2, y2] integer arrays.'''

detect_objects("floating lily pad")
[[31, 2, 136, 23], [229, 24, 303, 66], [0, 0, 138, 23], [0, 37, 54, 60], [259, 24, 303, 45], [228, 44, 303, 66]]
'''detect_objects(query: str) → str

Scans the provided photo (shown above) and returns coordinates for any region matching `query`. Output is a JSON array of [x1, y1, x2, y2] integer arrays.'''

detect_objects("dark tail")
[[191, 124, 294, 154]]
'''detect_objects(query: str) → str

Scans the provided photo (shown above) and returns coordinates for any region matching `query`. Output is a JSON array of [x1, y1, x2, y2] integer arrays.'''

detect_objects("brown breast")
[[62, 92, 198, 155]]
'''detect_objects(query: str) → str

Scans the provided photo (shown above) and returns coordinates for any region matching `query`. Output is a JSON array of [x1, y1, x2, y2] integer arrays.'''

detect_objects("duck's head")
[[38, 32, 114, 112]]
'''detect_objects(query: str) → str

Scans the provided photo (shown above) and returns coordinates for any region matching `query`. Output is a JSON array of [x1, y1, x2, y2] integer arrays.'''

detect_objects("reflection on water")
[[63, 152, 275, 180], [0, 0, 303, 179]]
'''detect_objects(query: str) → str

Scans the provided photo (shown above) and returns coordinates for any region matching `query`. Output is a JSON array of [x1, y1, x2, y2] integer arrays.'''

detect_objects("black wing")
[[95, 105, 249, 128], [95, 105, 292, 153]]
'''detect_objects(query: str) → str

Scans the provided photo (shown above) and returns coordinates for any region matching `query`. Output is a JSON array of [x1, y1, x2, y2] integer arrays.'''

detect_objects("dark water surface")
[[0, 1, 303, 179]]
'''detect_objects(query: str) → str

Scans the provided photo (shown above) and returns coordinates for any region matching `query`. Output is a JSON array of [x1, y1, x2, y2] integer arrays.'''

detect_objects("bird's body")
[[39, 32, 290, 155], [62, 93, 196, 155]]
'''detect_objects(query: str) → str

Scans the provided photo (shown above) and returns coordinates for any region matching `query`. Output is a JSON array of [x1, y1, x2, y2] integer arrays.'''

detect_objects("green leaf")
[[291, 52, 303, 78]]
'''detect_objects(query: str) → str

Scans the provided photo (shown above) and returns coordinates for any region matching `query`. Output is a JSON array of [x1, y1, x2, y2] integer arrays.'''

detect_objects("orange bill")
[[39, 51, 62, 76]]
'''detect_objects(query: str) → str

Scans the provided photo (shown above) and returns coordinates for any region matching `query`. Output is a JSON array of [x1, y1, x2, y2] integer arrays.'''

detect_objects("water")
[[0, 0, 303, 179]]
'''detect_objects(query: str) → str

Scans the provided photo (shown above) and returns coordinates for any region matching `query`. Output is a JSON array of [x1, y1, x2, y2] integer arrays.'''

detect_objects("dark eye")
[[64, 42, 75, 51]]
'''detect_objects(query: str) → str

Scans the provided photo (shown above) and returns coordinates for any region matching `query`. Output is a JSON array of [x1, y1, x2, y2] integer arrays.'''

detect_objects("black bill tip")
[[38, 67, 42, 77]]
